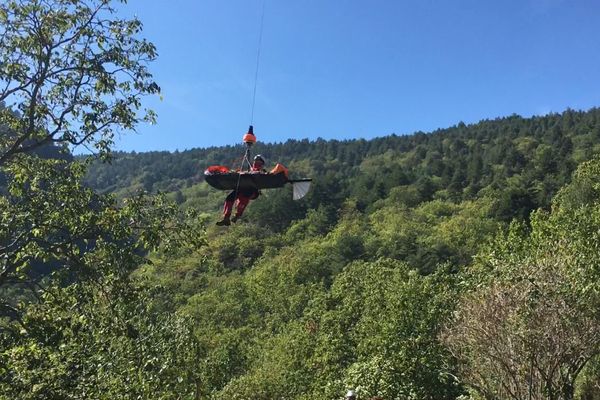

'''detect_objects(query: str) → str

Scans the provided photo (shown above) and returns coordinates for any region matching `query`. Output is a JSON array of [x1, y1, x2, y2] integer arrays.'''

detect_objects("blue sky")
[[114, 0, 600, 152]]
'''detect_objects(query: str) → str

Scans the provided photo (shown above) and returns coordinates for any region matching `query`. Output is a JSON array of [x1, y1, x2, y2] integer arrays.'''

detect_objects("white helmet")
[[345, 389, 357, 399]]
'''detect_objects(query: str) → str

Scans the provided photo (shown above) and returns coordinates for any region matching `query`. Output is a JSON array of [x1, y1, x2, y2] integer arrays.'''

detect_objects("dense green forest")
[[85, 108, 600, 225], [2, 1, 600, 399], [83, 108, 600, 399]]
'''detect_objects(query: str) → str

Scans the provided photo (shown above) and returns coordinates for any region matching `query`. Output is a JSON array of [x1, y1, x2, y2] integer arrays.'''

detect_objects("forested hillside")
[[5, 105, 600, 398], [77, 108, 600, 398], [86, 108, 600, 225]]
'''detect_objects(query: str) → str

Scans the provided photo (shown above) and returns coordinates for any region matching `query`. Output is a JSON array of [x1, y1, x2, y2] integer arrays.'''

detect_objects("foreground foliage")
[[1, 1, 205, 398], [443, 158, 600, 400]]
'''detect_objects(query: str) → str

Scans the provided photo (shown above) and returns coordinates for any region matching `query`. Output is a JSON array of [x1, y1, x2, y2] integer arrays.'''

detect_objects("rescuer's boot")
[[216, 216, 231, 226]]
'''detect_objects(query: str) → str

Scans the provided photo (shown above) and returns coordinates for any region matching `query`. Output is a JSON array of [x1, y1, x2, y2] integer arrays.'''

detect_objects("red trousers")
[[222, 190, 256, 218]]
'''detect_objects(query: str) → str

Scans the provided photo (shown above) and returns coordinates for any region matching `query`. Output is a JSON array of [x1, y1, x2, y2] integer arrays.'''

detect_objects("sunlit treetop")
[[0, 0, 160, 164]]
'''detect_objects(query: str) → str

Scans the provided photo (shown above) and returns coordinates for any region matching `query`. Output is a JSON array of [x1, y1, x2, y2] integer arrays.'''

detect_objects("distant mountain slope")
[[85, 108, 600, 222]]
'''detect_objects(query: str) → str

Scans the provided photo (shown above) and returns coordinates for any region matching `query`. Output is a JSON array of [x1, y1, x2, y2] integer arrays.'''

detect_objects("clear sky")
[[113, 0, 600, 152]]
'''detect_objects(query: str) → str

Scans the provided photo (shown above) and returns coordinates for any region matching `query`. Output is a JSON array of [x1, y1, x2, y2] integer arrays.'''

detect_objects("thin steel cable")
[[234, 0, 265, 199], [250, 0, 266, 125]]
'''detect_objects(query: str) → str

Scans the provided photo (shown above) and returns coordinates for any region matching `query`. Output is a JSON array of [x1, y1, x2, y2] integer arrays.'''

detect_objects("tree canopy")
[[0, 0, 159, 164]]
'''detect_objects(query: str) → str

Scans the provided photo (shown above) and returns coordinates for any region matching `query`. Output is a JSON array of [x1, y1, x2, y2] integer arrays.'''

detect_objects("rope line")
[[235, 0, 265, 197], [233, 146, 253, 197], [250, 0, 266, 125]]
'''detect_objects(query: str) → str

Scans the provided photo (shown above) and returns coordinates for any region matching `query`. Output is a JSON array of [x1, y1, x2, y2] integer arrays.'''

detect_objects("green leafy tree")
[[0, 157, 206, 399], [443, 158, 600, 400], [0, 2, 207, 398], [1, 280, 203, 399], [330, 260, 461, 400], [0, 0, 159, 163]]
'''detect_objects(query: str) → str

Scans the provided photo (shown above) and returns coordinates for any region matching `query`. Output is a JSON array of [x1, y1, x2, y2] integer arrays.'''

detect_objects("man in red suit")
[[216, 155, 266, 226]]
